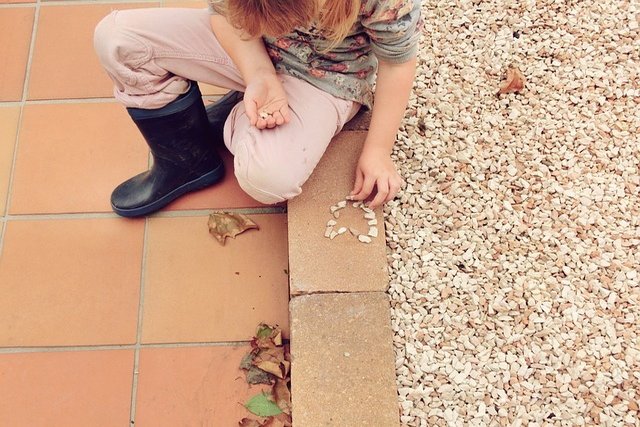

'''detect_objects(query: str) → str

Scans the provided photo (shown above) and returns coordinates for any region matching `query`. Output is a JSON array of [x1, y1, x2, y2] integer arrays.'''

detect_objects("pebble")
[[389, 1, 640, 425]]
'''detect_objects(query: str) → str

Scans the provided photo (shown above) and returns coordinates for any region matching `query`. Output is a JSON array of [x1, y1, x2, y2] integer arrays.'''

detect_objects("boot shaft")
[[127, 82, 221, 175]]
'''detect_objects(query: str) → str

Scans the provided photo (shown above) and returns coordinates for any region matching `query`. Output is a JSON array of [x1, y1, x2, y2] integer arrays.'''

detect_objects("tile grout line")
[[0, 340, 256, 355], [45, 0, 157, 5], [3, 206, 286, 221], [0, 91, 222, 106], [0, 0, 41, 252], [0, 0, 159, 7], [129, 216, 149, 426], [152, 206, 287, 217], [0, 3, 36, 8], [6, 212, 123, 220], [9, 97, 117, 105], [0, 95, 223, 107], [0, 222, 5, 260]]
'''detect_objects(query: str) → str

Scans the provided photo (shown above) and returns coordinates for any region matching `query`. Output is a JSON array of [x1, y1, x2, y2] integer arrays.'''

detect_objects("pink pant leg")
[[224, 75, 361, 204], [93, 7, 245, 109]]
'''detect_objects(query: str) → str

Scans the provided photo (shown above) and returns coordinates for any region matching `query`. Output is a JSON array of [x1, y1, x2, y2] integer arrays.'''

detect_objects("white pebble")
[[358, 235, 372, 243]]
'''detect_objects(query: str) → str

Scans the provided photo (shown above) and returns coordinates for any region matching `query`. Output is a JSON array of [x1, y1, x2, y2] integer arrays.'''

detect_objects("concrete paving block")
[[288, 131, 388, 295], [290, 292, 399, 427]]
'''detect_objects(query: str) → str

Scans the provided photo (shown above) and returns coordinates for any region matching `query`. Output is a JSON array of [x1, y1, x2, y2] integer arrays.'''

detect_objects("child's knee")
[[93, 11, 148, 74], [233, 145, 303, 205], [94, 12, 118, 64]]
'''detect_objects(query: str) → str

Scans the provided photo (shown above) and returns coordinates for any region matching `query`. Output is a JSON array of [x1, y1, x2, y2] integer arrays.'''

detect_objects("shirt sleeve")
[[361, 0, 423, 64], [207, 0, 224, 15]]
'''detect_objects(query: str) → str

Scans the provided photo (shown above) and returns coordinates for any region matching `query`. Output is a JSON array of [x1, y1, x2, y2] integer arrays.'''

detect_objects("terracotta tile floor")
[[0, 1, 289, 425]]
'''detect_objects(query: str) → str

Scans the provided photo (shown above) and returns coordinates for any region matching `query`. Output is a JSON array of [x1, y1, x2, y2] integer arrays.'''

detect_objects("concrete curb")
[[287, 115, 400, 426]]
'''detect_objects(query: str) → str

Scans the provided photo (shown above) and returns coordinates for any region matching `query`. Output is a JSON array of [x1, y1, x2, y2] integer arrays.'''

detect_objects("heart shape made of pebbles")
[[323, 197, 379, 244]]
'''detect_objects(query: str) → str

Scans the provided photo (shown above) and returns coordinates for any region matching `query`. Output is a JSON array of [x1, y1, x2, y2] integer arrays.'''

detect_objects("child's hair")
[[223, 0, 361, 47]]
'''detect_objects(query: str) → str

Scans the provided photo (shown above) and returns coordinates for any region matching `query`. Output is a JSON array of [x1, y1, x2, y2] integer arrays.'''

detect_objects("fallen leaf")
[[273, 413, 293, 427], [208, 212, 259, 245], [272, 330, 282, 347], [254, 347, 285, 363], [238, 418, 264, 427], [246, 366, 276, 385], [252, 324, 282, 349], [238, 324, 291, 426], [253, 347, 289, 379], [262, 418, 286, 427], [240, 349, 276, 385], [273, 379, 292, 415], [498, 66, 526, 94], [256, 324, 274, 339], [255, 361, 284, 379], [240, 349, 258, 370], [245, 392, 283, 417], [239, 414, 291, 427]]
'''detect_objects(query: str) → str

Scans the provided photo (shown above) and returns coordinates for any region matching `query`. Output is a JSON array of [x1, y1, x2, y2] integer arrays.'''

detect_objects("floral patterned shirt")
[[208, 0, 423, 108]]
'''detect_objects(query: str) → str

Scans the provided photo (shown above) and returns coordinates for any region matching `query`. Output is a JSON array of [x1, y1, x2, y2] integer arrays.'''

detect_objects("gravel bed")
[[386, 0, 639, 425]]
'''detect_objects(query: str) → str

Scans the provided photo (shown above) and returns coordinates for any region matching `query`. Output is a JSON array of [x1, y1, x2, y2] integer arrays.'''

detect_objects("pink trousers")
[[93, 7, 360, 204]]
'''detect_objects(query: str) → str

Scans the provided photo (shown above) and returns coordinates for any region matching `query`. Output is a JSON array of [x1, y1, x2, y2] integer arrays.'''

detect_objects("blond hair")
[[223, 0, 361, 47]]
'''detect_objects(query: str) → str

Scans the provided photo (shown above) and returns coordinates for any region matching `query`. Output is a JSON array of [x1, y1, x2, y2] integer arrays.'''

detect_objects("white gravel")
[[386, 0, 639, 425]]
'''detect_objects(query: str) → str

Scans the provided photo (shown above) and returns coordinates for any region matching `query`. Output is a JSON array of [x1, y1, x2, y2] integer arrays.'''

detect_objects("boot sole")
[[112, 163, 225, 218]]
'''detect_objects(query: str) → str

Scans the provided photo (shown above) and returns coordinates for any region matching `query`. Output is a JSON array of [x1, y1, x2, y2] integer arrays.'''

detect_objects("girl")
[[94, 0, 422, 217]]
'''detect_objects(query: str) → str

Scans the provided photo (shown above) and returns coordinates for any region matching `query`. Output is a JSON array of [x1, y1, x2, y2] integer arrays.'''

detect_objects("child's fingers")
[[255, 116, 268, 129], [244, 99, 259, 127], [386, 179, 402, 204], [280, 104, 291, 123], [272, 111, 285, 126], [369, 179, 388, 209], [265, 114, 277, 128], [352, 175, 375, 201], [351, 169, 364, 196]]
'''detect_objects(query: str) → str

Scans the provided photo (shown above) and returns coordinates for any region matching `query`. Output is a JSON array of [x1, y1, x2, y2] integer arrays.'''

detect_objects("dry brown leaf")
[[272, 330, 283, 347], [238, 414, 291, 427], [273, 413, 292, 426], [254, 347, 289, 379], [252, 337, 275, 350], [240, 348, 276, 385], [246, 366, 276, 385], [252, 324, 283, 349], [498, 66, 526, 94], [239, 416, 289, 427], [239, 419, 264, 427], [255, 361, 284, 379], [255, 347, 285, 363], [262, 419, 286, 427], [252, 347, 291, 378], [208, 212, 259, 245], [273, 379, 292, 415], [240, 349, 259, 370]]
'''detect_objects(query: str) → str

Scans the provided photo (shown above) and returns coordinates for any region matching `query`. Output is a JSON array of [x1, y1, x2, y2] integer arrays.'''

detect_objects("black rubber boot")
[[111, 82, 225, 217], [206, 90, 244, 138]]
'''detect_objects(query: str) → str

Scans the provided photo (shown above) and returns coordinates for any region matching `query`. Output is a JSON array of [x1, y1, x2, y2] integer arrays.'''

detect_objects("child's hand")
[[350, 146, 403, 209], [244, 73, 290, 129]]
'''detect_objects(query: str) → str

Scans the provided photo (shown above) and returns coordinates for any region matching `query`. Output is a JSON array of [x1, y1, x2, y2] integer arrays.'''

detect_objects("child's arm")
[[351, 0, 422, 207], [210, 15, 290, 129], [350, 56, 417, 208]]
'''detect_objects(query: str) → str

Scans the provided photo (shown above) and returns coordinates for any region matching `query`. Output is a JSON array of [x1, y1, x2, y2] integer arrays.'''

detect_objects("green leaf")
[[245, 392, 283, 417], [256, 324, 273, 339]]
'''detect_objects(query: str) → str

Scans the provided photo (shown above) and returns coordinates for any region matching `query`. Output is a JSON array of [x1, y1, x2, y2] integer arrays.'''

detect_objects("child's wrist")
[[363, 135, 393, 156], [245, 66, 277, 84]]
